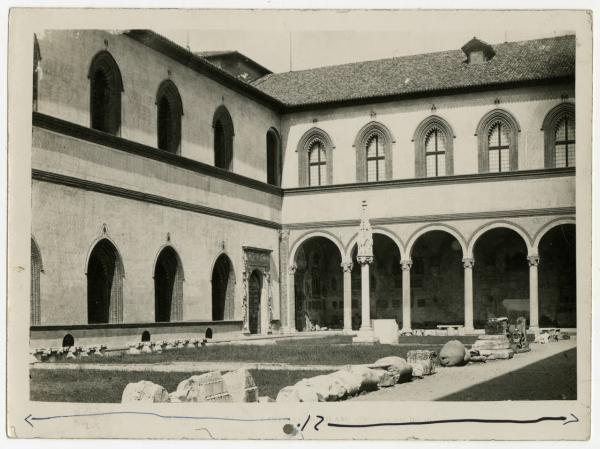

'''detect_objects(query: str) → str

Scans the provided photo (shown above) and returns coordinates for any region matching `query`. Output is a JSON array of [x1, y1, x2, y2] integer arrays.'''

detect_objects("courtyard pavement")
[[353, 338, 577, 401]]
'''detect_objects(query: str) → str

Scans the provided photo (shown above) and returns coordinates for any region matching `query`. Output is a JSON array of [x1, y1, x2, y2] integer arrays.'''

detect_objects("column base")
[[462, 326, 475, 336], [343, 327, 355, 336], [528, 326, 540, 335], [399, 327, 412, 336], [280, 327, 297, 335], [352, 328, 378, 344]]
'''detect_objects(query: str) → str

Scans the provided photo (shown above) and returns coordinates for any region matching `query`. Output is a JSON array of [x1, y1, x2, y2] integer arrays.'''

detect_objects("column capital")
[[462, 257, 475, 269], [400, 259, 412, 271], [527, 255, 540, 267], [288, 263, 298, 275], [357, 255, 373, 265], [278, 229, 290, 241], [341, 261, 354, 272]]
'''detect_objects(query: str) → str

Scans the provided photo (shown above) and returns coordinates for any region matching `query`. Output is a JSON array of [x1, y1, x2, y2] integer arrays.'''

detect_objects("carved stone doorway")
[[242, 246, 272, 335]]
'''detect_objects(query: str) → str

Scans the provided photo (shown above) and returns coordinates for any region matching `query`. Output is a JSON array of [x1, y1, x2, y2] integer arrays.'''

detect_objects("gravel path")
[[352, 338, 577, 401]]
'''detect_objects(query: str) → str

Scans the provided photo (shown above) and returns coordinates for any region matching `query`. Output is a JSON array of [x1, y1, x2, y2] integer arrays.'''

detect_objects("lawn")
[[30, 368, 331, 403], [53, 335, 479, 366]]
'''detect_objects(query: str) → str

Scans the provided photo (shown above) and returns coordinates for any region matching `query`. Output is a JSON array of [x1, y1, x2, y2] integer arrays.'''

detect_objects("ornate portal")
[[241, 246, 273, 335]]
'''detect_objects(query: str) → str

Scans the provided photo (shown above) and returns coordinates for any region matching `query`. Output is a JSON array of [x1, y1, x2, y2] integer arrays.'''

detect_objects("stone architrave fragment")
[[222, 368, 259, 402], [370, 356, 413, 383], [173, 371, 232, 402], [121, 380, 169, 403]]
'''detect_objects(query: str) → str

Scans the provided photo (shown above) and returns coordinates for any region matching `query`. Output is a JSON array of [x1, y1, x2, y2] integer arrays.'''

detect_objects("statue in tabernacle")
[[357, 200, 373, 263]]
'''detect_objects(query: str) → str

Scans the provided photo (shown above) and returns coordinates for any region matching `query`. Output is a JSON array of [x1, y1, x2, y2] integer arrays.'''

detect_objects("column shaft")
[[342, 262, 353, 333], [528, 255, 540, 332], [287, 265, 297, 333], [463, 258, 475, 333], [401, 260, 412, 332], [360, 262, 371, 330]]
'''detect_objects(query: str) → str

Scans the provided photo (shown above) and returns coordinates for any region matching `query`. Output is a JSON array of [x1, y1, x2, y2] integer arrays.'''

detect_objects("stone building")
[[30, 30, 576, 347]]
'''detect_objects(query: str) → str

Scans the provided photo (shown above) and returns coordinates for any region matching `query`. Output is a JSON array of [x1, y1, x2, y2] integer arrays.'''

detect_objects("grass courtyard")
[[31, 334, 573, 403]]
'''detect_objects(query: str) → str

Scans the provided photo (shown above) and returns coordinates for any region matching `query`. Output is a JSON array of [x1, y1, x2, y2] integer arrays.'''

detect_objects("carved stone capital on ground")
[[462, 257, 475, 269], [527, 255, 540, 267]]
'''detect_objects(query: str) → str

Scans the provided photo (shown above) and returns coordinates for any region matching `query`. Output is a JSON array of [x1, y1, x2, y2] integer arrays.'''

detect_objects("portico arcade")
[[285, 213, 576, 335]]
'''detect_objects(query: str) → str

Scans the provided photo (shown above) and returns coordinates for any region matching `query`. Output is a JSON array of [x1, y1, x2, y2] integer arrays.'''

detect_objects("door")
[[248, 271, 261, 334]]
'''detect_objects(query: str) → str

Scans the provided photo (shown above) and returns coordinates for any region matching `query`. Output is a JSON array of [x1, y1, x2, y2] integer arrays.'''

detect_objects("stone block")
[[173, 371, 232, 402], [122, 380, 169, 403], [406, 350, 437, 376], [372, 319, 399, 344], [370, 356, 413, 383], [295, 374, 345, 401], [222, 368, 259, 402], [477, 349, 514, 359], [275, 385, 321, 402], [439, 340, 470, 367], [258, 396, 275, 403], [471, 337, 511, 350], [329, 369, 363, 396], [343, 365, 380, 391]]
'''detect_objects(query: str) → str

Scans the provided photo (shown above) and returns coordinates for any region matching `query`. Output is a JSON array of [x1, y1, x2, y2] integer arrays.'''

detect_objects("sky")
[[158, 10, 576, 74]]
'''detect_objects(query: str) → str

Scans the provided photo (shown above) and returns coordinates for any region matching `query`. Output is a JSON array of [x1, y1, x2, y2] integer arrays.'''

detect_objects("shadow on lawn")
[[437, 348, 577, 401]]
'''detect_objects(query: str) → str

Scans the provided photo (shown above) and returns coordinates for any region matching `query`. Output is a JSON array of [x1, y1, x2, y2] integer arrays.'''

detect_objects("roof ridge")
[[269, 34, 575, 76]]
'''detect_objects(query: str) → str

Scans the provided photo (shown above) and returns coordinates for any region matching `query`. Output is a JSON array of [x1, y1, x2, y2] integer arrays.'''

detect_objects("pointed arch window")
[[156, 80, 183, 154], [354, 122, 393, 182], [413, 116, 454, 177], [487, 122, 511, 172], [297, 128, 334, 187], [308, 141, 327, 186], [476, 109, 520, 173], [542, 103, 575, 168], [425, 128, 447, 177], [88, 51, 123, 135]]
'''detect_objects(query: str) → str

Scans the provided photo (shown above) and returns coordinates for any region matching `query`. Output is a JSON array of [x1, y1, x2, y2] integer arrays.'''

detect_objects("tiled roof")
[[252, 35, 575, 108]]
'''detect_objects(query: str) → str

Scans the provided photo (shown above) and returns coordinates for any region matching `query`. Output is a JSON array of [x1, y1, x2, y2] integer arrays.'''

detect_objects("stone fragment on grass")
[[121, 380, 169, 403], [439, 340, 470, 367], [371, 356, 413, 383], [477, 349, 514, 359], [173, 371, 232, 402], [471, 336, 511, 350], [370, 368, 397, 387], [222, 368, 259, 402], [275, 385, 321, 402], [329, 369, 363, 396], [343, 365, 381, 391], [258, 396, 275, 403], [406, 350, 436, 377], [295, 374, 346, 401]]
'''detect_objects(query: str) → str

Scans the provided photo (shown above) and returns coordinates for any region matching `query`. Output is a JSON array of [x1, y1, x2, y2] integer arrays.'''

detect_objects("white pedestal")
[[372, 319, 399, 344]]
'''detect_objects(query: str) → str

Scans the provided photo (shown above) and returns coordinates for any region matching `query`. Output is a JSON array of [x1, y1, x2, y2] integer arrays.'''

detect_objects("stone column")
[[528, 255, 540, 333], [341, 261, 353, 334], [287, 264, 297, 334], [241, 269, 250, 335], [462, 257, 475, 334], [353, 255, 376, 342], [278, 229, 290, 332], [400, 259, 412, 333]]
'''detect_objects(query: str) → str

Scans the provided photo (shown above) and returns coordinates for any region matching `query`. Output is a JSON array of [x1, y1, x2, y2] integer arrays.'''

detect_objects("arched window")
[[86, 238, 124, 324], [31, 238, 42, 326], [88, 51, 123, 135], [542, 103, 575, 168], [154, 246, 184, 322], [211, 254, 235, 321], [476, 109, 520, 173], [266, 128, 281, 186], [413, 116, 455, 177], [297, 128, 334, 187], [156, 80, 183, 154], [213, 105, 234, 170], [354, 122, 394, 182], [308, 141, 327, 186]]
